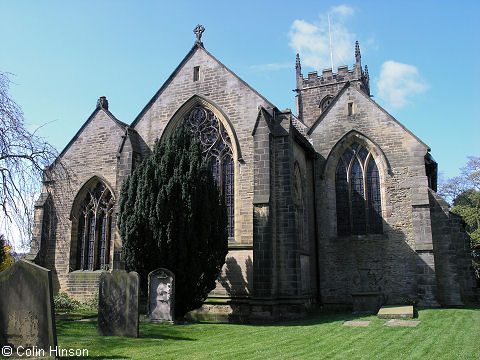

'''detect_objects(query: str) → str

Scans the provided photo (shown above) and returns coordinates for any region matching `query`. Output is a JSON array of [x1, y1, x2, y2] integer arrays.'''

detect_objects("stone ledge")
[[377, 305, 414, 318]]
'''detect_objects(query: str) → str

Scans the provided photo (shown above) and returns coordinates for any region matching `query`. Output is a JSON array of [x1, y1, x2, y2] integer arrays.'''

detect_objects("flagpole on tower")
[[328, 13, 334, 71]]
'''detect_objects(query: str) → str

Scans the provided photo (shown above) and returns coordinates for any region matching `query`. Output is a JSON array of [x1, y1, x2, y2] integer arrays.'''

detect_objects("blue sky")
[[1, 0, 478, 179], [0, 1, 478, 246]]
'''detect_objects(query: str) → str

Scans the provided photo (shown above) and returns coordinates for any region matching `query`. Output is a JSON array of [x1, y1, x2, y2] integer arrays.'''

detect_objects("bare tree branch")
[[0, 71, 59, 249]]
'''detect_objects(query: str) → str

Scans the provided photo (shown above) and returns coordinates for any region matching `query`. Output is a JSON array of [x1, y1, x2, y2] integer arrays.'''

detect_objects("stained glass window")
[[335, 142, 383, 235], [184, 106, 235, 239], [335, 161, 350, 236], [75, 181, 114, 270], [367, 159, 382, 234], [351, 157, 366, 234]]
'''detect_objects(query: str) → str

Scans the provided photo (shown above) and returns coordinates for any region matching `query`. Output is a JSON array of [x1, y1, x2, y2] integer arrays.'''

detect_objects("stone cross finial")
[[193, 24, 205, 45]]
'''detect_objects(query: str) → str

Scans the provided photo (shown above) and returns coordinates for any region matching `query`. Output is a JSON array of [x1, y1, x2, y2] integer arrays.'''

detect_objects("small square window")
[[348, 102, 354, 116], [193, 66, 200, 82]]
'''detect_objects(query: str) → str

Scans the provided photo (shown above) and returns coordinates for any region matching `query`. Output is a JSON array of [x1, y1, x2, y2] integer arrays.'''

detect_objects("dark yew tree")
[[118, 123, 228, 319]]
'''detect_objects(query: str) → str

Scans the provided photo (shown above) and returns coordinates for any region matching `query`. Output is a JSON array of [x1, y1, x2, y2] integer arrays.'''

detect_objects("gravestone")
[[0, 260, 57, 353], [148, 268, 175, 323], [98, 271, 139, 337]]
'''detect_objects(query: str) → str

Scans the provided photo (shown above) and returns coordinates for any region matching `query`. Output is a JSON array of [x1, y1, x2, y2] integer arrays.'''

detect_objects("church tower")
[[295, 41, 370, 127]]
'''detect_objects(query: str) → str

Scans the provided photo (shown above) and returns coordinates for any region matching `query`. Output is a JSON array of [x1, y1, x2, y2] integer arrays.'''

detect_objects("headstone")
[[148, 268, 175, 323], [0, 260, 57, 353], [98, 271, 139, 337]]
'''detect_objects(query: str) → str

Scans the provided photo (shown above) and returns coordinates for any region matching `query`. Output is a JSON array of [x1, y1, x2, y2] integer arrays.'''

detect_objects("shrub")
[[0, 234, 14, 272], [54, 292, 81, 310], [54, 292, 99, 312], [118, 123, 228, 320]]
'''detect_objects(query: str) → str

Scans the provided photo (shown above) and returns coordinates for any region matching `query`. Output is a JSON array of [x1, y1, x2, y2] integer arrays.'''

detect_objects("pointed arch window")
[[335, 142, 382, 235], [294, 163, 306, 249], [184, 106, 235, 239], [76, 181, 114, 270]]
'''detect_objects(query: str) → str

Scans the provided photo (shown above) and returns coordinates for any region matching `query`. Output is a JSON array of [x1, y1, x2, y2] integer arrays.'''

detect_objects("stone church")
[[29, 26, 476, 321]]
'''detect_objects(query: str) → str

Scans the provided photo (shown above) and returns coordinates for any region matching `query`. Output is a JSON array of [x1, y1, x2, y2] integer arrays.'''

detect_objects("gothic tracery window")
[[76, 181, 114, 270], [335, 142, 382, 236], [184, 106, 235, 239]]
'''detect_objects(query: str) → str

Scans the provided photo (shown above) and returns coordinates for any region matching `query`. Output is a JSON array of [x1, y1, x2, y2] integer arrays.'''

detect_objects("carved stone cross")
[[193, 24, 205, 44]]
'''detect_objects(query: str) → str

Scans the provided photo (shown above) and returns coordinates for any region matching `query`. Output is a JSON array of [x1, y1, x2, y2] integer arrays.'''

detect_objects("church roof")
[[56, 97, 128, 161], [130, 41, 276, 129], [307, 82, 430, 151]]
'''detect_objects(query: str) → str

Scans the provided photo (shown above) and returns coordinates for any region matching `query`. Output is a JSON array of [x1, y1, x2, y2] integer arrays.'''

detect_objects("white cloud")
[[288, 5, 356, 71], [330, 5, 355, 18], [376, 61, 429, 108]]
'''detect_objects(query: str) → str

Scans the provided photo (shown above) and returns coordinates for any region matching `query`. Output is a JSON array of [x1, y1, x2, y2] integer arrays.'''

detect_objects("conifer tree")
[[118, 123, 228, 319]]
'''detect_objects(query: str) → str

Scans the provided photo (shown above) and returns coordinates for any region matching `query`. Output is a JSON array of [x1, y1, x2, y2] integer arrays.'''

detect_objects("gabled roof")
[[307, 82, 430, 151], [130, 43, 276, 128], [56, 106, 128, 161], [251, 106, 274, 136]]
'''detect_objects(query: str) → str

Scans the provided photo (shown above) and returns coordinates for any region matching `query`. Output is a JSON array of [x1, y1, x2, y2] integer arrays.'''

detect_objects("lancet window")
[[294, 163, 306, 249], [76, 181, 114, 270], [335, 142, 382, 235], [184, 106, 235, 238]]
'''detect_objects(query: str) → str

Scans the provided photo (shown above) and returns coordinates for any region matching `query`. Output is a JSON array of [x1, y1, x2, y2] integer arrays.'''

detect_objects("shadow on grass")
[[140, 322, 197, 341], [59, 356, 128, 360], [56, 317, 197, 342], [139, 333, 196, 341], [188, 308, 378, 327]]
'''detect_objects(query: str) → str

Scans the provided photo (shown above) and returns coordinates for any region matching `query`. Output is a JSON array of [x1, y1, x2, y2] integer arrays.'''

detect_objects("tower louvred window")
[[184, 106, 235, 239], [335, 142, 382, 235]]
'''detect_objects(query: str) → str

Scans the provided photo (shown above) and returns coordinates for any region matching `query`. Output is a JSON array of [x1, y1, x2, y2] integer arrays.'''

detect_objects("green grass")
[[56, 306, 480, 360]]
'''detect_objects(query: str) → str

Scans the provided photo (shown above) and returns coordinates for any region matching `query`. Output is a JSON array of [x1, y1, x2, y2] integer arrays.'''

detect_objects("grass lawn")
[[56, 306, 480, 360]]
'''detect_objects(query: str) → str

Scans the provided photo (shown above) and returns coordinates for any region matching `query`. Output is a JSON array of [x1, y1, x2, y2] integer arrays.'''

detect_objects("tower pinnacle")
[[295, 53, 301, 70], [355, 40, 361, 61]]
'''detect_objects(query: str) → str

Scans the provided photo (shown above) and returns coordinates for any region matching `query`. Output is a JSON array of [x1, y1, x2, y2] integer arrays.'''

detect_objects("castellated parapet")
[[295, 41, 370, 127]]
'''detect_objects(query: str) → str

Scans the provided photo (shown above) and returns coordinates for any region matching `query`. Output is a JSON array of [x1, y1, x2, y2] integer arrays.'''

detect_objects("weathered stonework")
[[98, 271, 139, 337], [32, 31, 476, 321], [0, 261, 57, 352], [147, 268, 175, 323]]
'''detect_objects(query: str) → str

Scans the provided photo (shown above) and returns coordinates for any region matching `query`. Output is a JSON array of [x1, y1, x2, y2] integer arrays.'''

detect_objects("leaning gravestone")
[[98, 271, 139, 337], [147, 268, 175, 323], [0, 260, 57, 353]]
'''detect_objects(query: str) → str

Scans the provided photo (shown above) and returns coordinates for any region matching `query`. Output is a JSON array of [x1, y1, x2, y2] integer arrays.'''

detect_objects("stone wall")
[[132, 46, 276, 305], [309, 84, 437, 305], [429, 190, 477, 304], [41, 108, 127, 300]]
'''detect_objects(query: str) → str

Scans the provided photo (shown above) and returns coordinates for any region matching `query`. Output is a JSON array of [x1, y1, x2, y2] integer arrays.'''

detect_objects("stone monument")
[[0, 260, 57, 353], [147, 268, 175, 323], [98, 271, 139, 337]]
